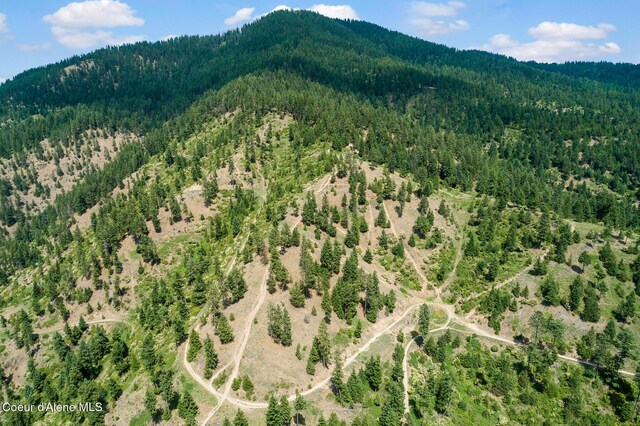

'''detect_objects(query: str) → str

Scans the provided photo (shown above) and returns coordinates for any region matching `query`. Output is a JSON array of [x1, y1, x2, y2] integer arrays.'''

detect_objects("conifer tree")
[[293, 390, 307, 425], [140, 333, 156, 373], [365, 355, 382, 390], [321, 290, 333, 319], [233, 409, 249, 426], [375, 207, 390, 228], [567, 276, 584, 312], [203, 176, 219, 206], [578, 251, 591, 272], [289, 282, 306, 308], [331, 352, 346, 404], [178, 389, 198, 425], [581, 287, 601, 322], [186, 330, 202, 362], [344, 223, 360, 248], [216, 314, 235, 344], [203, 335, 218, 379], [363, 248, 373, 264], [418, 304, 431, 339], [144, 388, 157, 418]]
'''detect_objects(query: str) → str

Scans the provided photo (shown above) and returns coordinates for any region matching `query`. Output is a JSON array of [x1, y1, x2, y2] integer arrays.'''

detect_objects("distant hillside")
[[531, 61, 640, 89]]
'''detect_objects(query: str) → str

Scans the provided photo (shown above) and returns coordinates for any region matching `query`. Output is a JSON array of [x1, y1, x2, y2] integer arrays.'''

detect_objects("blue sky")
[[1, 0, 639, 83]]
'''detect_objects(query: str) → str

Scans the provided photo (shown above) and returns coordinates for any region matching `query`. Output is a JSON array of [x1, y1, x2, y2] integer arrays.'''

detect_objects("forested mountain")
[[0, 10, 639, 426], [530, 61, 640, 89]]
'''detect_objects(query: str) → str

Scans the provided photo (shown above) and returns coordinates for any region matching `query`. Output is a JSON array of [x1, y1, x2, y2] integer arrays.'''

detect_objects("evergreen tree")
[[578, 251, 592, 272], [321, 289, 333, 319], [413, 213, 433, 238], [375, 207, 390, 228], [233, 409, 249, 426], [435, 374, 452, 414], [364, 273, 381, 323], [344, 222, 360, 248], [391, 241, 404, 258], [615, 292, 636, 323], [540, 276, 560, 306], [418, 304, 431, 339], [216, 314, 235, 344], [331, 352, 346, 404], [293, 390, 307, 425], [567, 276, 584, 312], [353, 318, 362, 338], [203, 176, 219, 205], [144, 388, 157, 418], [203, 335, 218, 379], [536, 210, 551, 246], [186, 330, 202, 362], [178, 389, 198, 425], [581, 288, 601, 322], [364, 355, 382, 391], [302, 192, 317, 226], [279, 395, 292, 426], [289, 282, 306, 308], [140, 333, 156, 373], [363, 248, 373, 264]]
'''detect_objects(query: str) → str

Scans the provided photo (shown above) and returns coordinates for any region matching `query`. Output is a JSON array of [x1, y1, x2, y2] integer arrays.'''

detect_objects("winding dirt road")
[[184, 176, 634, 425]]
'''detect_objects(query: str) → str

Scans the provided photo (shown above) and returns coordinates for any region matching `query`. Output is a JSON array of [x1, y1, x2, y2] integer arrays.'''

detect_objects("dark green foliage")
[[540, 276, 561, 306], [267, 303, 293, 346], [140, 333, 157, 373], [178, 389, 198, 425], [567, 276, 584, 312], [307, 321, 331, 374], [418, 304, 431, 338], [614, 292, 636, 323], [203, 335, 218, 379], [216, 313, 235, 344], [581, 287, 601, 322], [289, 282, 306, 308], [186, 330, 201, 362]]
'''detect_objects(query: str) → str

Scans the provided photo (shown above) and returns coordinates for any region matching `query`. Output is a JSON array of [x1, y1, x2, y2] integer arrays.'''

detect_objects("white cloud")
[[475, 21, 620, 63], [0, 77, 6, 85], [412, 18, 469, 35], [224, 7, 256, 26], [17, 42, 53, 52], [43, 0, 144, 29], [0, 13, 8, 33], [309, 4, 359, 20], [529, 22, 614, 40], [50, 27, 143, 49], [0, 12, 14, 43], [43, 0, 145, 49], [412, 1, 465, 17], [410, 1, 469, 36]]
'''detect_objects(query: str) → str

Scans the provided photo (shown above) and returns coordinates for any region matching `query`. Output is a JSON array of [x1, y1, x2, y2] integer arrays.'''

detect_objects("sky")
[[1, 0, 639, 84]]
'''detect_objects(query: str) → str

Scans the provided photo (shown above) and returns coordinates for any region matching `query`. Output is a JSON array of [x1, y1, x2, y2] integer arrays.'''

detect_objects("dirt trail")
[[315, 175, 331, 194], [402, 306, 453, 418], [465, 247, 549, 318], [186, 178, 634, 424], [439, 237, 464, 294], [201, 267, 269, 425]]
